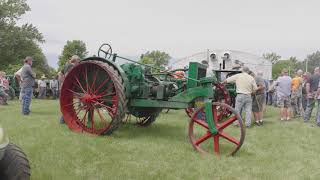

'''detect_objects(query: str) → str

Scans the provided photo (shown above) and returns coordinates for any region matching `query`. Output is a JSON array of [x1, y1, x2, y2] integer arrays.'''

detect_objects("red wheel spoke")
[[100, 92, 116, 98], [193, 119, 209, 129], [97, 85, 115, 97], [95, 108, 109, 127], [63, 101, 80, 107], [217, 116, 237, 130], [80, 110, 89, 125], [93, 101, 116, 113], [83, 66, 91, 93], [74, 76, 87, 94], [99, 98, 117, 102], [67, 89, 83, 97], [195, 132, 212, 145], [94, 76, 110, 94], [91, 69, 99, 93], [213, 135, 220, 154], [219, 131, 240, 145], [89, 108, 95, 130]]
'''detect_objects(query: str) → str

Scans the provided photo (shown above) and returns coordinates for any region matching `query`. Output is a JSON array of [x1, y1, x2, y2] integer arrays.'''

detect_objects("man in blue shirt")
[[20, 57, 36, 115], [274, 69, 292, 121]]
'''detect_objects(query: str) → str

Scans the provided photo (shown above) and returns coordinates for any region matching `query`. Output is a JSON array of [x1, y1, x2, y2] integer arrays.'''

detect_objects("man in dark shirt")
[[59, 55, 80, 123], [304, 67, 320, 124], [251, 71, 265, 126], [21, 57, 36, 115]]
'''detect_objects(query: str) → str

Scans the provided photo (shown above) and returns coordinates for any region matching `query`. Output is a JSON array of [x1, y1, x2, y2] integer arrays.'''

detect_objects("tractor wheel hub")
[[81, 94, 98, 104]]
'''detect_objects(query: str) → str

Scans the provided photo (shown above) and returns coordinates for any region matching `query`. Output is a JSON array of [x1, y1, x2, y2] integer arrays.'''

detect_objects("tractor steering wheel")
[[98, 43, 113, 59]]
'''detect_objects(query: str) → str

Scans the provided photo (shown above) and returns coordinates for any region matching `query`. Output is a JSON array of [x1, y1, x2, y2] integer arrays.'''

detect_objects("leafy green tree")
[[263, 52, 281, 64], [139, 50, 170, 68], [0, 0, 51, 77], [58, 40, 88, 70], [303, 51, 320, 73]]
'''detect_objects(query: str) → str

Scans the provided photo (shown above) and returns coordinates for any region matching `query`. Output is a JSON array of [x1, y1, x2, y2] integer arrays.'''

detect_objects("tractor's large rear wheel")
[[189, 102, 245, 156], [60, 60, 126, 135]]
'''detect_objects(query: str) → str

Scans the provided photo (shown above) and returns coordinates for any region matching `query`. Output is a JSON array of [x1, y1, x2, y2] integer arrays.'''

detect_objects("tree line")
[[263, 52, 320, 79]]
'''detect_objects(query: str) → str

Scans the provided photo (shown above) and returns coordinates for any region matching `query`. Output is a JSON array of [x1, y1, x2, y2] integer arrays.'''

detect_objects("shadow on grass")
[[114, 121, 187, 142]]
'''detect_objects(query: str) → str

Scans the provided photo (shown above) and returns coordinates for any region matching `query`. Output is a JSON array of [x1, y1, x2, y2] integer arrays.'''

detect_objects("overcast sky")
[[21, 0, 320, 68]]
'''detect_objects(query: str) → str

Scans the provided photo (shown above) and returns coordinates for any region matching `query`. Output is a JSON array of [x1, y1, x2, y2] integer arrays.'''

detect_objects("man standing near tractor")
[[59, 55, 80, 124], [21, 57, 36, 115], [252, 71, 266, 126], [223, 66, 258, 127]]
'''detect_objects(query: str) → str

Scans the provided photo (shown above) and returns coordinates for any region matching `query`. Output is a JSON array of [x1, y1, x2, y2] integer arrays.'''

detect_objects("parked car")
[[0, 125, 30, 180]]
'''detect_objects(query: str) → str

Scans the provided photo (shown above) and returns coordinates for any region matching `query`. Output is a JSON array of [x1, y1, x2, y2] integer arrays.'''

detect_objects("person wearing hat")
[[21, 56, 36, 115], [274, 68, 292, 121], [38, 75, 47, 99]]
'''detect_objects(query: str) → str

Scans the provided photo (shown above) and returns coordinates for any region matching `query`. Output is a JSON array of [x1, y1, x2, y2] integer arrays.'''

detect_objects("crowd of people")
[[0, 55, 80, 117], [224, 66, 320, 127]]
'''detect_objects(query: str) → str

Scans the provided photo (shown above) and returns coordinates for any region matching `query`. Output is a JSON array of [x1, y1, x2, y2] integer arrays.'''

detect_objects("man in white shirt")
[[38, 76, 47, 99], [50, 76, 59, 99], [15, 67, 23, 101]]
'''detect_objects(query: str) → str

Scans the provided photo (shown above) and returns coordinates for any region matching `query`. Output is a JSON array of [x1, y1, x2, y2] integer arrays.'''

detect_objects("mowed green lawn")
[[1, 100, 320, 180]]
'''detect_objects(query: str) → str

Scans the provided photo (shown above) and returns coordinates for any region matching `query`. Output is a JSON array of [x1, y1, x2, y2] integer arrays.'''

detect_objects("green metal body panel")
[[129, 99, 189, 109], [204, 101, 218, 134], [187, 62, 208, 89], [170, 86, 213, 103]]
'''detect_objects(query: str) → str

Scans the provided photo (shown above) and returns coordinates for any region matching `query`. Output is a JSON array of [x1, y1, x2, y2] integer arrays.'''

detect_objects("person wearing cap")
[[223, 66, 258, 127], [291, 70, 304, 117], [274, 69, 292, 121], [38, 75, 47, 99], [59, 55, 80, 124], [21, 56, 36, 115], [304, 67, 320, 125]]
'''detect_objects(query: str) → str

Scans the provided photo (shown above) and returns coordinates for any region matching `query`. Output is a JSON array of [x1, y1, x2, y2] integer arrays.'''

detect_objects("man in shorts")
[[251, 71, 266, 126], [274, 69, 292, 121]]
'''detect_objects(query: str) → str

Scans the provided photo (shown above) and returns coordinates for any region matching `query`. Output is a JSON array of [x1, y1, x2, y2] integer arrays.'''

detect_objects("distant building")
[[171, 50, 272, 80]]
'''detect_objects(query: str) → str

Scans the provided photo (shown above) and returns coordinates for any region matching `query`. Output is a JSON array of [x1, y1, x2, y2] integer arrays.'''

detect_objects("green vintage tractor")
[[0, 125, 30, 179], [60, 44, 245, 156]]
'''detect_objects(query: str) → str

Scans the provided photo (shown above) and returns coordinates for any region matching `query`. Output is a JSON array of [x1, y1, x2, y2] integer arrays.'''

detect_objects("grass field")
[[1, 100, 320, 180]]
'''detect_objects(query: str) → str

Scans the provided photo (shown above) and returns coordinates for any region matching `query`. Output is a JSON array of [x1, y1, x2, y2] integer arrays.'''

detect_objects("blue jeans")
[[235, 94, 252, 126], [21, 87, 33, 115], [304, 98, 320, 124]]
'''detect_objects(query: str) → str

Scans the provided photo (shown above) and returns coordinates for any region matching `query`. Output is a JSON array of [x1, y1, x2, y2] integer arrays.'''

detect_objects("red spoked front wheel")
[[60, 60, 126, 135], [189, 102, 245, 156]]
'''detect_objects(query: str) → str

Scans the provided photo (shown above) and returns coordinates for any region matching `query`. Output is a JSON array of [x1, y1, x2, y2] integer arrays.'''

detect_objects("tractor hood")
[[0, 125, 9, 159]]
